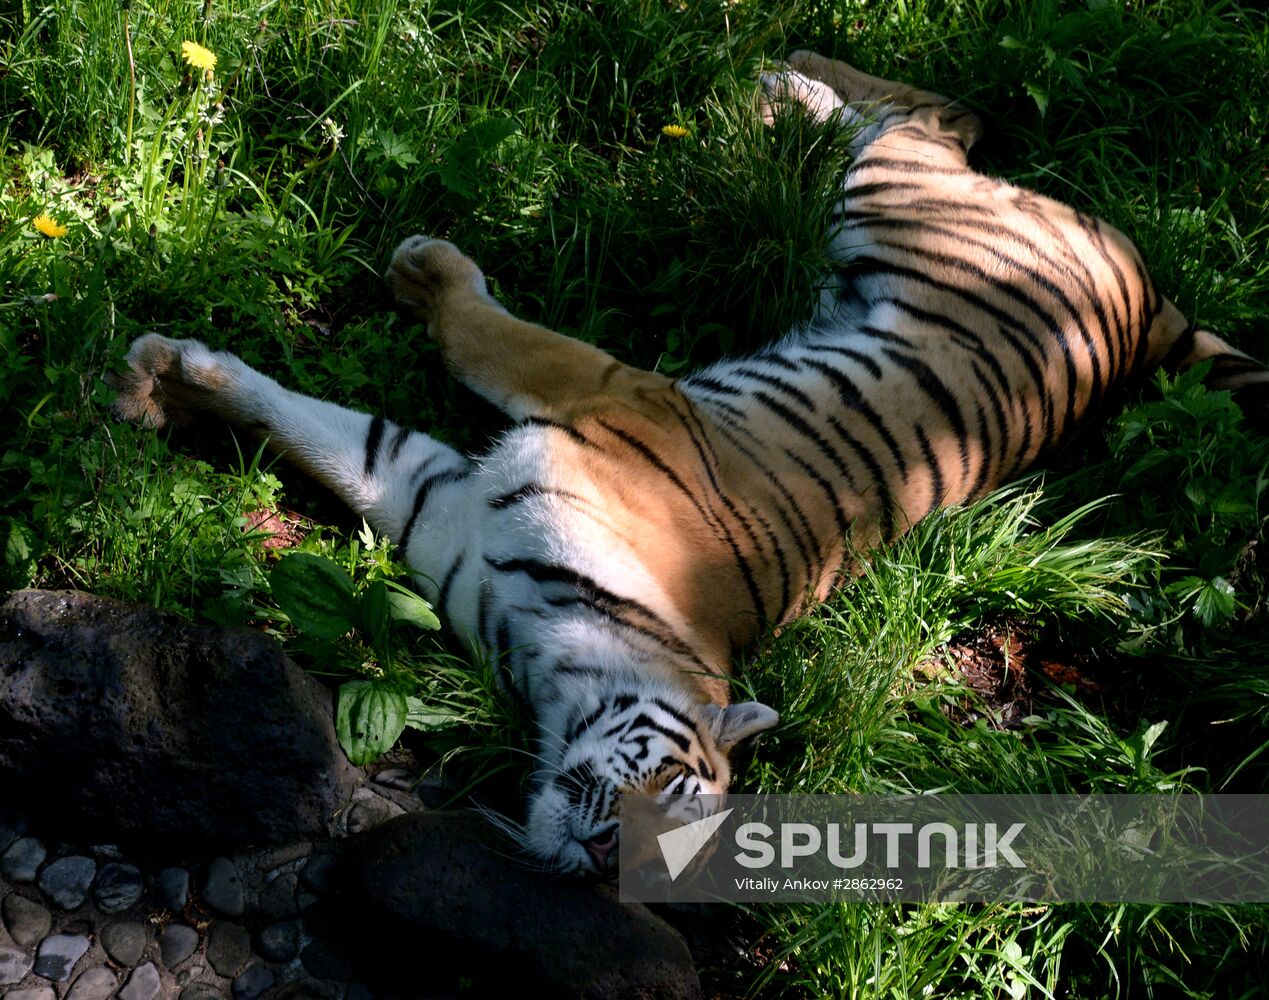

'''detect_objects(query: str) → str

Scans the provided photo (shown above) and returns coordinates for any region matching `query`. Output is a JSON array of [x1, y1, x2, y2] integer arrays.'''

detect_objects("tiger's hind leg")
[[763, 49, 982, 164]]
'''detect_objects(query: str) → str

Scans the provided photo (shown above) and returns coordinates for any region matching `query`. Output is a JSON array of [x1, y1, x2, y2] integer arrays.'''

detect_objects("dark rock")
[[0, 946, 33, 985], [100, 920, 147, 967], [0, 837, 45, 883], [32, 933, 89, 981], [158, 924, 199, 969], [0, 813, 25, 854], [299, 941, 352, 981], [259, 871, 298, 918], [37, 855, 96, 909], [156, 867, 190, 911], [278, 979, 338, 1000], [337, 811, 700, 1000], [298, 853, 337, 895], [230, 965, 273, 1000], [201, 858, 244, 916], [343, 982, 375, 1000], [94, 862, 144, 913], [205, 923, 250, 978], [256, 919, 300, 963], [0, 590, 359, 851], [1, 894, 52, 947], [118, 962, 161, 1000], [65, 966, 116, 1000]]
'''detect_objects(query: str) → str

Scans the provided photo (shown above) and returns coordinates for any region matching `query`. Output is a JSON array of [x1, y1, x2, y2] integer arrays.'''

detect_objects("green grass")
[[3, 0, 1268, 996]]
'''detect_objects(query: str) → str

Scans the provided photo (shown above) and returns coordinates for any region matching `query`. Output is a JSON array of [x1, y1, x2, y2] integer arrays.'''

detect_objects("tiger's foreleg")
[[112, 334, 471, 550], [386, 235, 671, 420]]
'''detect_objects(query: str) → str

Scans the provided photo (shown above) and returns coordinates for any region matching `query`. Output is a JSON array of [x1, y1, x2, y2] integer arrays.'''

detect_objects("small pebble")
[[0, 947, 34, 986], [255, 919, 300, 963], [37, 855, 97, 910], [1, 894, 52, 948], [230, 965, 273, 1000], [156, 867, 190, 911], [0, 837, 46, 883], [33, 933, 90, 982], [94, 862, 144, 913], [206, 923, 251, 978], [100, 921, 147, 967], [201, 858, 244, 916], [118, 962, 160, 1000], [64, 966, 116, 1000], [372, 767, 416, 791], [178, 986, 223, 1000], [254, 842, 311, 872], [158, 925, 199, 969]]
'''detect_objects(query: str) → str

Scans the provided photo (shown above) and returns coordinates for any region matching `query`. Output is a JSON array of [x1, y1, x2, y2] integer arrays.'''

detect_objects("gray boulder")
[[336, 810, 701, 1000], [0, 589, 359, 851]]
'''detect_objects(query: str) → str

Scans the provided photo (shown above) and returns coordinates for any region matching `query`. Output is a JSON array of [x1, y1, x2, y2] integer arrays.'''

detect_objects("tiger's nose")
[[583, 827, 619, 871]]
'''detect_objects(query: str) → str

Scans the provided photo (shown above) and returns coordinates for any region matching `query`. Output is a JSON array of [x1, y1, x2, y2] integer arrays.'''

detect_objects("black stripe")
[[801, 357, 909, 479], [400, 466, 468, 544], [521, 415, 593, 447], [825, 413, 898, 542], [386, 424, 412, 464], [877, 343, 972, 483], [914, 424, 944, 517], [363, 415, 386, 476], [732, 366, 818, 412], [802, 342, 884, 379], [489, 482, 546, 509], [437, 550, 467, 622], [628, 713, 691, 753]]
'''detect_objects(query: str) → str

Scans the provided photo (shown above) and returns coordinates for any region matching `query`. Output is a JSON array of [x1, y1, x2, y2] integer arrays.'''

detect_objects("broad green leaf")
[[270, 552, 356, 639], [359, 580, 392, 648], [337, 680, 409, 766], [385, 582, 441, 631], [405, 695, 465, 730]]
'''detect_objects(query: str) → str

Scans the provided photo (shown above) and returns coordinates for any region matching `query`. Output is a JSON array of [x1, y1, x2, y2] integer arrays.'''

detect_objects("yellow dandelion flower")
[[33, 215, 68, 238], [181, 40, 217, 73], [660, 124, 690, 139]]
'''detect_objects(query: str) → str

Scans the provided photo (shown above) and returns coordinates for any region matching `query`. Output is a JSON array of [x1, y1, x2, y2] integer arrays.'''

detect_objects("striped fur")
[[112, 50, 1266, 873]]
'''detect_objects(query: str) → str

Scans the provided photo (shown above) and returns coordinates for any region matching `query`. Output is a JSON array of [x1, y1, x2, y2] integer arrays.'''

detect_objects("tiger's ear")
[[703, 701, 780, 751]]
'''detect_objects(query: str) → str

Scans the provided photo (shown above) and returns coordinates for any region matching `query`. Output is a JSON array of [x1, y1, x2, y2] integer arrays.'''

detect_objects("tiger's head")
[[519, 682, 778, 874]]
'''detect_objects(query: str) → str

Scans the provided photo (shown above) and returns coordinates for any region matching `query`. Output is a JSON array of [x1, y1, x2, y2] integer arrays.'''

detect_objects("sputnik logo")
[[656, 808, 734, 880]]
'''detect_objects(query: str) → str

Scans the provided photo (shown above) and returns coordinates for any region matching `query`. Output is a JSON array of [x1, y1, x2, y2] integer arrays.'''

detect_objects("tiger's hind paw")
[[386, 235, 488, 327], [759, 65, 847, 126]]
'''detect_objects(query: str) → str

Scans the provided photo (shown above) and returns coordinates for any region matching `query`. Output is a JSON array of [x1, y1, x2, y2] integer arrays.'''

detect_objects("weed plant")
[[3, 0, 1268, 996]]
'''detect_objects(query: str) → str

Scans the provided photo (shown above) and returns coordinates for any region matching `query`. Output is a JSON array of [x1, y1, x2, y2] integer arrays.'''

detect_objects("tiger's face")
[[523, 687, 779, 874]]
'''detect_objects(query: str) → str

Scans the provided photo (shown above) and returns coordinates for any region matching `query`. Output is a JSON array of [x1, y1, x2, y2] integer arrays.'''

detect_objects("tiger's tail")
[[1160, 323, 1269, 427]]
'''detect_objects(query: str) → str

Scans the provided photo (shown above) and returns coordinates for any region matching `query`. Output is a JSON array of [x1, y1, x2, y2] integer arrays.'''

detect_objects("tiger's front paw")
[[386, 235, 488, 327], [110, 333, 225, 428]]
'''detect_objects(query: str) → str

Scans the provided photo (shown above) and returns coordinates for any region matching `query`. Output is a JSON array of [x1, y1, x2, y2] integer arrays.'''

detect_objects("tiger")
[[111, 50, 1267, 875]]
